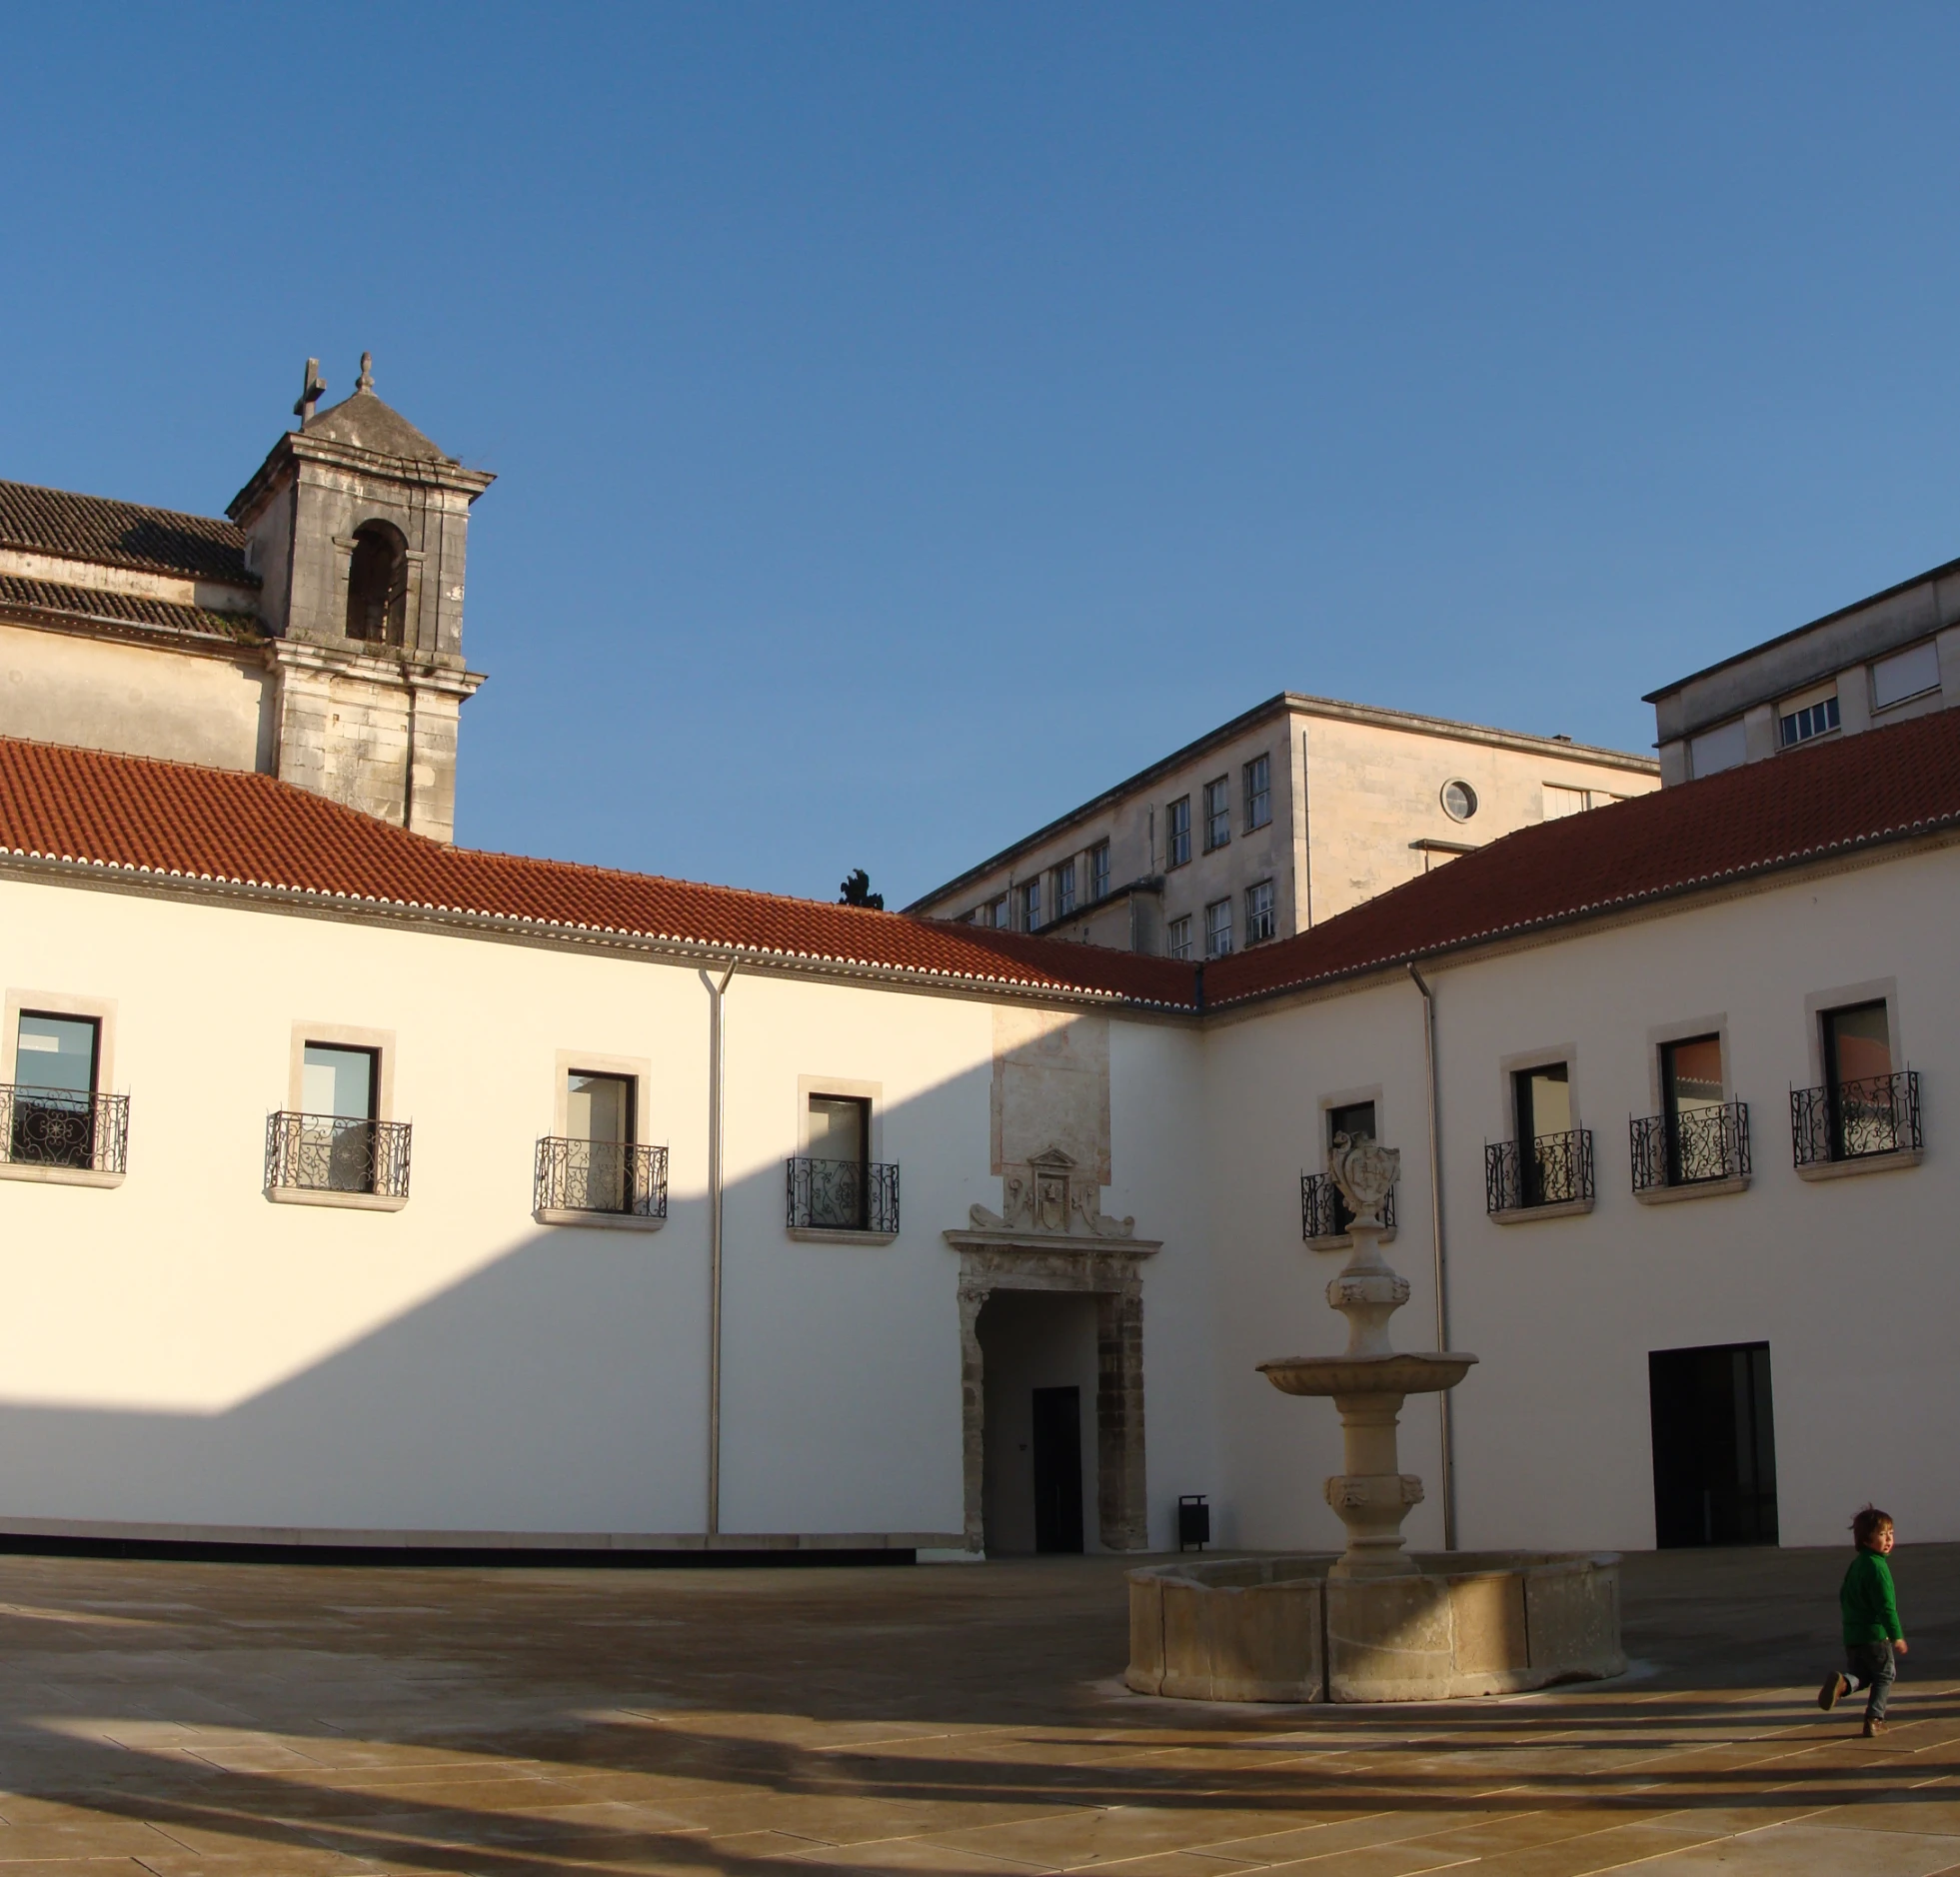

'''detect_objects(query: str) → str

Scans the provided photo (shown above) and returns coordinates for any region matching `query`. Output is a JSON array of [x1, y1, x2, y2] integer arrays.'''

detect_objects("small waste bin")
[[1177, 1494, 1210, 1551]]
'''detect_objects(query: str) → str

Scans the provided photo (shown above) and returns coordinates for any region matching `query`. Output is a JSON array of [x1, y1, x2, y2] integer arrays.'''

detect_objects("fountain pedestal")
[[1125, 1133, 1624, 1702]]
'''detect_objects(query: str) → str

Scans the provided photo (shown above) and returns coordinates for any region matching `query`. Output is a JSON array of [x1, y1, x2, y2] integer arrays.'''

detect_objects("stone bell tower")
[[228, 354, 495, 843]]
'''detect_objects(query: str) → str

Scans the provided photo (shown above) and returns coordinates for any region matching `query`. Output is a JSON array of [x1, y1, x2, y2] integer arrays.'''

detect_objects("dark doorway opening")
[[1649, 1341, 1779, 1547], [1030, 1385, 1084, 1554]]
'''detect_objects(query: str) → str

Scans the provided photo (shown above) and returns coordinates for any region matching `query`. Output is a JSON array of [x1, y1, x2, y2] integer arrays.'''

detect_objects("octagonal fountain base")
[[1125, 1551, 1623, 1703]]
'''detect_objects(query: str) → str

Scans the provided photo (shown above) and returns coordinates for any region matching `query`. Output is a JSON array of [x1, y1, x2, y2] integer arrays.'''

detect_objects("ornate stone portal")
[[947, 1145, 1158, 1556]]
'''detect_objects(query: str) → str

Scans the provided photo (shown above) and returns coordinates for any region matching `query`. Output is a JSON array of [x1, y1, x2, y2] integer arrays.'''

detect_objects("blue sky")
[[6, 4, 1960, 905]]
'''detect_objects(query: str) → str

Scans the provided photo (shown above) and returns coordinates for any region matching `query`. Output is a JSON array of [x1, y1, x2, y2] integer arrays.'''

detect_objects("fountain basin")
[[1126, 1550, 1623, 1703], [1257, 1352, 1477, 1396]]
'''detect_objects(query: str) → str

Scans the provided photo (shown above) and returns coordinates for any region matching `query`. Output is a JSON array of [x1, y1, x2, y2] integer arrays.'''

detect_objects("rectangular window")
[[1054, 858, 1076, 919], [1243, 754, 1271, 831], [1203, 898, 1232, 958], [1815, 999, 1912, 1161], [1165, 915, 1193, 960], [1245, 879, 1275, 943], [1020, 877, 1041, 931], [806, 1092, 871, 1230], [1873, 641, 1941, 711], [1088, 840, 1110, 903], [988, 894, 1008, 929], [1165, 797, 1191, 868], [12, 1010, 102, 1170], [300, 1042, 381, 1193], [1513, 1061, 1571, 1207], [1659, 1033, 1724, 1185], [1778, 693, 1840, 748], [563, 1069, 636, 1212], [1543, 784, 1591, 820], [1203, 777, 1230, 851]]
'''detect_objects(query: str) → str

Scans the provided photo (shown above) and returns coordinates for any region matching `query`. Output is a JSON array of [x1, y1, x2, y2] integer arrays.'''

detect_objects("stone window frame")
[[1634, 1014, 1749, 1206], [270, 1020, 405, 1212], [1796, 977, 1920, 1183], [538, 1048, 664, 1232], [0, 986, 122, 1190], [1490, 1040, 1592, 1223]]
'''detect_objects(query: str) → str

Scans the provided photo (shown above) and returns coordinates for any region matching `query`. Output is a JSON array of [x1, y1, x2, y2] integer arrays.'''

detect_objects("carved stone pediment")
[[967, 1143, 1136, 1239]]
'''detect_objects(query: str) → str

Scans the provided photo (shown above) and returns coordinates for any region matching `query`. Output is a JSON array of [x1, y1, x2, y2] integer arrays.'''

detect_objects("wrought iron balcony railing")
[[535, 1136, 668, 1217], [265, 1111, 412, 1198], [787, 1156, 900, 1234], [1791, 1070, 1921, 1166], [1630, 1100, 1751, 1192], [0, 1084, 129, 1173], [1300, 1170, 1395, 1241], [1485, 1128, 1594, 1213]]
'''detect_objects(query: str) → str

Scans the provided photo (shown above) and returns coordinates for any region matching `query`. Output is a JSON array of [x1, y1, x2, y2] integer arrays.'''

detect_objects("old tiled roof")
[[0, 738, 1201, 1007], [0, 481, 256, 586], [0, 575, 264, 644], [1205, 703, 1960, 1008]]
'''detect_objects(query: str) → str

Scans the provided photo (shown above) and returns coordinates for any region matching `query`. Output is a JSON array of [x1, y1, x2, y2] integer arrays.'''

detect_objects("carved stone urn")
[[1258, 1134, 1476, 1579]]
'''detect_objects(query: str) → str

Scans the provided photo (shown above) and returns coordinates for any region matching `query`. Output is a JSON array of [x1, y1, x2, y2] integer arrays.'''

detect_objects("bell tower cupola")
[[227, 354, 495, 844]]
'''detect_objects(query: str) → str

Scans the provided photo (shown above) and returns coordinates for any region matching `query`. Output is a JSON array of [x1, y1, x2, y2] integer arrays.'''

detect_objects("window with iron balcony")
[[1486, 1061, 1593, 1217], [3, 1011, 128, 1181], [1791, 1000, 1922, 1174], [1630, 1034, 1750, 1198]]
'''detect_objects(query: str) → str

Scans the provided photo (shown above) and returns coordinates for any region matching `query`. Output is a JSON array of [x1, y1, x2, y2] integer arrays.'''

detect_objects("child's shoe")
[[1818, 1672, 1848, 1710], [1863, 1717, 1886, 1738]]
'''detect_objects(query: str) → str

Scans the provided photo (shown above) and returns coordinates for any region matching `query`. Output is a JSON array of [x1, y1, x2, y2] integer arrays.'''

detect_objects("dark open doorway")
[[1649, 1341, 1779, 1547], [1030, 1385, 1084, 1554]]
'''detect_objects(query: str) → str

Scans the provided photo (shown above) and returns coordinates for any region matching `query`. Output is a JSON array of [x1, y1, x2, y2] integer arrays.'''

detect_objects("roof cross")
[[293, 358, 327, 421]]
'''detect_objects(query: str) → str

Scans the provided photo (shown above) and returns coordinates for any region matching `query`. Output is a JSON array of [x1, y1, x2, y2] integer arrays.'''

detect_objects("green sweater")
[[1841, 1549, 1904, 1645]]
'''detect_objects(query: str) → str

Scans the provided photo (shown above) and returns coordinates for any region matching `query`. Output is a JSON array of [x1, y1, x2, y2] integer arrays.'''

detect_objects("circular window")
[[1440, 780, 1478, 822]]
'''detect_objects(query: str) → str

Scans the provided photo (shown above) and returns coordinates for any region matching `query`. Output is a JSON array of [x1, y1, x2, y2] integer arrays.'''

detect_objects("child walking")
[[1819, 1505, 1906, 1737]]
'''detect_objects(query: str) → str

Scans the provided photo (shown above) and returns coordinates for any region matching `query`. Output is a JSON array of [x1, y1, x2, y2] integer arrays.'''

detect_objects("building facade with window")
[[904, 695, 1657, 953], [2, 373, 1957, 1569], [1648, 553, 1960, 785]]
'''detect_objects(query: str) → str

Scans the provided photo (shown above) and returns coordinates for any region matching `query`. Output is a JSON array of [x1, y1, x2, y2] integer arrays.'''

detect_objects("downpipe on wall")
[[1407, 961, 1456, 1551], [707, 958, 738, 1535]]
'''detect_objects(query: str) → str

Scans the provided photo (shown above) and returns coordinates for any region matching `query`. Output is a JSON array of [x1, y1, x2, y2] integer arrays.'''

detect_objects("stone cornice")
[[228, 431, 495, 527]]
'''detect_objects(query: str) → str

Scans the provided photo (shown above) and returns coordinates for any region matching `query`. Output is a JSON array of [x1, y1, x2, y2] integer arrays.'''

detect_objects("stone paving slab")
[[0, 1545, 1952, 1873]]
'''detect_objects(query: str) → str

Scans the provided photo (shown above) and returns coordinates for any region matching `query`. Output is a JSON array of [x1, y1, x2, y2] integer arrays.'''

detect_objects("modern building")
[[1648, 553, 1960, 785], [0, 364, 1953, 1567], [903, 695, 1657, 955]]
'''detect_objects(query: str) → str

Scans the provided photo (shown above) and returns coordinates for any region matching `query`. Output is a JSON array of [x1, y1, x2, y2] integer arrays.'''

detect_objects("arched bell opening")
[[345, 520, 409, 646]]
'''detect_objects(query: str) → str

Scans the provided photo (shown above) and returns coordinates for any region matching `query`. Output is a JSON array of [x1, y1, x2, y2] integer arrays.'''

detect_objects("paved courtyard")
[[0, 1542, 1952, 1875]]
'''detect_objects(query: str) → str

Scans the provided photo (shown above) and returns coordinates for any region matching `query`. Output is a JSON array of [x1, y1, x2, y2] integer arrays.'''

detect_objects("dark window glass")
[[12, 1012, 101, 1169], [807, 1093, 871, 1230], [1054, 859, 1076, 918], [1244, 754, 1271, 830], [15, 1011, 98, 1096], [1513, 1062, 1571, 1206], [1166, 798, 1191, 868], [1203, 778, 1230, 851], [1088, 841, 1110, 902], [1660, 1033, 1723, 1185]]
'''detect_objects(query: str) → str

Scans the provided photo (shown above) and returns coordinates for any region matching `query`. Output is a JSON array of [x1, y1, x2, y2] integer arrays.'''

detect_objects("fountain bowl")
[[1126, 1549, 1623, 1703], [1258, 1352, 1477, 1397]]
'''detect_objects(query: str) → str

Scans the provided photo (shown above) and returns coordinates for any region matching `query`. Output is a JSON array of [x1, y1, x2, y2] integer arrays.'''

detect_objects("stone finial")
[[356, 351, 375, 395], [293, 358, 327, 421], [1327, 1131, 1398, 1230]]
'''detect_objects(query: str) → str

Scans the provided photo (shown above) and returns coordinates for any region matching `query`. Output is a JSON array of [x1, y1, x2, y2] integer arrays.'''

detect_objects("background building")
[[1649, 554, 1960, 786], [905, 695, 1657, 956]]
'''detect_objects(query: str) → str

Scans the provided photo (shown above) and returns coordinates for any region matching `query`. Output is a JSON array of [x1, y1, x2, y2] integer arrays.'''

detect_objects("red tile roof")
[[1206, 703, 1960, 1008], [0, 481, 256, 587], [0, 575, 264, 644], [0, 738, 1200, 1007]]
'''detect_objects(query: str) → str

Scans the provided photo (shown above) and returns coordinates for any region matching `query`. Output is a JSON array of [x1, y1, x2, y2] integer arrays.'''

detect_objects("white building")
[[1, 370, 1953, 1561]]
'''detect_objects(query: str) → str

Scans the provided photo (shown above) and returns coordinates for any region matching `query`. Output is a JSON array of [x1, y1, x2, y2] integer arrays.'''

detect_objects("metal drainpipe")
[[707, 958, 738, 1536], [1407, 961, 1455, 1551]]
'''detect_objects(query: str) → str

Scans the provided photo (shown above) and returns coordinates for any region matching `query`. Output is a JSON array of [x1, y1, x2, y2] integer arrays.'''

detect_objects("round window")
[[1440, 780, 1478, 822]]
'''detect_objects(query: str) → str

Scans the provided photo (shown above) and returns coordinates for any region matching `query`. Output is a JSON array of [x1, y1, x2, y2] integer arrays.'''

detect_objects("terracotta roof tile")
[[1205, 704, 1960, 1007], [0, 738, 1201, 1007], [0, 480, 256, 586], [0, 575, 264, 644]]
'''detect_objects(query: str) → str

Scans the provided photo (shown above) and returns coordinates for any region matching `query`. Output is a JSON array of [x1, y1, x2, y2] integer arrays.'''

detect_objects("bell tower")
[[228, 354, 495, 843]]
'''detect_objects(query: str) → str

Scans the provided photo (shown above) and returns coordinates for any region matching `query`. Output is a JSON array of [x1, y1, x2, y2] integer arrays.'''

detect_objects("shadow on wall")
[[0, 1052, 1011, 1541]]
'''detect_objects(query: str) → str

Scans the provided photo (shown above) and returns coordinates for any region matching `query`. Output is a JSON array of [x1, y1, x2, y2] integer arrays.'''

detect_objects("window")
[[1244, 879, 1275, 944], [1165, 915, 1193, 960], [1491, 1060, 1594, 1210], [1203, 898, 1232, 958], [1660, 1034, 1727, 1185], [300, 1043, 381, 1193], [566, 1070, 634, 1211], [1243, 754, 1271, 831], [1020, 877, 1041, 932], [1203, 778, 1230, 852], [345, 520, 409, 645], [1873, 641, 1940, 712], [988, 894, 1008, 929], [1165, 797, 1191, 869], [1779, 693, 1839, 748], [268, 1027, 408, 1202], [801, 1093, 873, 1230], [1543, 784, 1591, 820], [1054, 858, 1076, 919], [1440, 780, 1478, 822], [1689, 719, 1747, 779], [1088, 840, 1110, 903], [10, 1010, 102, 1170]]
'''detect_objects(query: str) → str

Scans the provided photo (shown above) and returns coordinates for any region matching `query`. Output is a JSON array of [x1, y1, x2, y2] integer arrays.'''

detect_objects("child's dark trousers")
[[1845, 1641, 1897, 1721]]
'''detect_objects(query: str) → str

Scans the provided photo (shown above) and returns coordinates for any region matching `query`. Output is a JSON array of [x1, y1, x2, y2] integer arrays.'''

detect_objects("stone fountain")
[[1126, 1136, 1623, 1703]]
